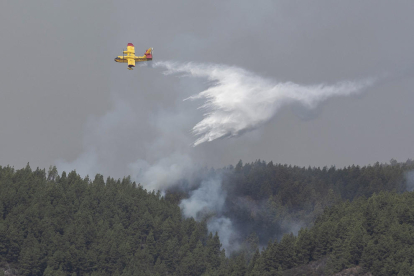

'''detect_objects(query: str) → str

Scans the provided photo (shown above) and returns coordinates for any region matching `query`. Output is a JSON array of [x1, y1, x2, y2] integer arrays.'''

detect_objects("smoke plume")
[[405, 171, 414, 192], [179, 177, 240, 254], [57, 60, 375, 255], [154, 61, 374, 146]]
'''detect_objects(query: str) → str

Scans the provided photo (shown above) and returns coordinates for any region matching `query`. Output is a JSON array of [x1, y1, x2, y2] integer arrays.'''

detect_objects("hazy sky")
[[1, 0, 414, 177]]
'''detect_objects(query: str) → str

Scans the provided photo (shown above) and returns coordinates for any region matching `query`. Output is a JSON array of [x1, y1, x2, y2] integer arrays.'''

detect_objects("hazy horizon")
[[1, 1, 414, 177]]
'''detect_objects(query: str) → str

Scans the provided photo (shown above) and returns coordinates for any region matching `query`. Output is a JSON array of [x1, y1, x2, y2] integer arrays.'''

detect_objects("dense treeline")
[[228, 159, 410, 202], [245, 191, 414, 275], [2, 159, 414, 275], [0, 165, 225, 275], [218, 159, 413, 245]]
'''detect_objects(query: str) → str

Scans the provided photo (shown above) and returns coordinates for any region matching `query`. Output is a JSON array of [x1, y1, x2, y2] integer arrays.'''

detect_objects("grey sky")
[[1, 0, 414, 177]]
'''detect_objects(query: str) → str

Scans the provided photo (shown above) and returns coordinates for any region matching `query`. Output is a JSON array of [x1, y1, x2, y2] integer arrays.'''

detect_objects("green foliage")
[[0, 165, 224, 275], [1, 158, 414, 275], [218, 159, 413, 247], [250, 191, 414, 275]]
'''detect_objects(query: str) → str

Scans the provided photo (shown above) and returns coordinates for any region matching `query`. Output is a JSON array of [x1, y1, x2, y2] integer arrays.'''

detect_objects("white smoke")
[[207, 217, 240, 255], [128, 153, 194, 192], [405, 171, 414, 192], [180, 177, 240, 254], [180, 178, 226, 218], [56, 99, 139, 179], [154, 61, 374, 146]]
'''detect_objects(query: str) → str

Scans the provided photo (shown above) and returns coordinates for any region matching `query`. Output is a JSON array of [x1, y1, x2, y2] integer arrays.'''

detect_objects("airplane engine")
[[127, 59, 136, 69]]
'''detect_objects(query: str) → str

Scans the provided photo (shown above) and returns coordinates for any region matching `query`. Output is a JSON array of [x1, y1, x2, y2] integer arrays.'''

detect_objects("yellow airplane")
[[114, 43, 153, 70]]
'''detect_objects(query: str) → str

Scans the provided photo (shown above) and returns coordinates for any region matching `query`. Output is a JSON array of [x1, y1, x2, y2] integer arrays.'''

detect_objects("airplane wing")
[[114, 43, 135, 63], [124, 43, 135, 55]]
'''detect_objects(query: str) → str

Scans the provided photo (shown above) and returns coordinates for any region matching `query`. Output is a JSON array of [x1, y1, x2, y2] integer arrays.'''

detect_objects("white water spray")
[[154, 61, 374, 146]]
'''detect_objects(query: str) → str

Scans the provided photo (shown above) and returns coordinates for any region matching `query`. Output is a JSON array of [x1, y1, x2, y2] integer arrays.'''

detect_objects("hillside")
[[168, 159, 414, 248], [0, 165, 225, 275], [245, 191, 414, 275], [1, 160, 414, 275]]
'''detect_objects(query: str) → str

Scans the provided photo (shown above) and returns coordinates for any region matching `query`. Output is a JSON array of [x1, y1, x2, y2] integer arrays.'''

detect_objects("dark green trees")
[[0, 165, 224, 275], [249, 191, 414, 275]]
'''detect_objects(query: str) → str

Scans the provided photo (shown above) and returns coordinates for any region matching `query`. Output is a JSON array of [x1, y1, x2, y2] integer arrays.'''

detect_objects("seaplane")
[[114, 43, 153, 70]]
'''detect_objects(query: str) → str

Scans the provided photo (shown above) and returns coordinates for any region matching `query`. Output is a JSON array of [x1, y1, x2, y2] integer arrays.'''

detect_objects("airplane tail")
[[145, 48, 153, 59]]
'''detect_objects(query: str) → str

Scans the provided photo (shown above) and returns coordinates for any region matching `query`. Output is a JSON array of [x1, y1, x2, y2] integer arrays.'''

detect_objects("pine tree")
[[205, 232, 223, 269], [294, 228, 314, 265]]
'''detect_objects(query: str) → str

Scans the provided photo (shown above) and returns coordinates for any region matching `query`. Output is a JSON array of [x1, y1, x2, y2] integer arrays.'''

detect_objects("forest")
[[1, 159, 414, 275]]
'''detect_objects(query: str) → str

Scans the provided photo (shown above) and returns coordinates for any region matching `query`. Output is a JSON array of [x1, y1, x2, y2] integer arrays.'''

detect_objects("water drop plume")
[[154, 61, 374, 146]]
